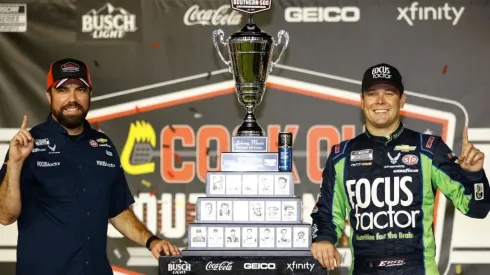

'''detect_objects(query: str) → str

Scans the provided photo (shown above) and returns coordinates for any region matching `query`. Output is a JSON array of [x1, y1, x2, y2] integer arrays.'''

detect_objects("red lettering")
[[161, 125, 195, 183], [160, 124, 356, 185], [307, 125, 341, 184]]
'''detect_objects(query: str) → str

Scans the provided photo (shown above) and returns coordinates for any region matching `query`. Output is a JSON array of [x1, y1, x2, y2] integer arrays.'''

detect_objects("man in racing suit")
[[310, 63, 490, 275]]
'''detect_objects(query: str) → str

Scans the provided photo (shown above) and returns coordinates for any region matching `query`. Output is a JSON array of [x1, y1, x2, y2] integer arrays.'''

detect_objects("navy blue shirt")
[[0, 114, 135, 275]]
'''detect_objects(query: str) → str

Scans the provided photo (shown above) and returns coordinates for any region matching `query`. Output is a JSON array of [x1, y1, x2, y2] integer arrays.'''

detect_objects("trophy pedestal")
[[159, 250, 326, 275], [236, 111, 265, 137]]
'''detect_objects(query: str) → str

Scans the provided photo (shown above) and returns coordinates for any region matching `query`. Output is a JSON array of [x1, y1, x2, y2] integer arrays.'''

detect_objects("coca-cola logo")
[[205, 261, 234, 271], [183, 5, 242, 26]]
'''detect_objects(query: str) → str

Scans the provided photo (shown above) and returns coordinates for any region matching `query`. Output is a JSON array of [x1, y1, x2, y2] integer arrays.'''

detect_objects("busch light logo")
[[81, 2, 137, 39], [168, 259, 191, 274]]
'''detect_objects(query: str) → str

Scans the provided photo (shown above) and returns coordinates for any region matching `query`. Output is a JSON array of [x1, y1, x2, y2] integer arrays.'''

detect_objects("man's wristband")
[[145, 235, 160, 251]]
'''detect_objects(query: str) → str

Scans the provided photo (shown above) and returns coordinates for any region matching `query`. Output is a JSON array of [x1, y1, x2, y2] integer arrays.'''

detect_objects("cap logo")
[[61, 62, 80, 73], [372, 66, 391, 79]]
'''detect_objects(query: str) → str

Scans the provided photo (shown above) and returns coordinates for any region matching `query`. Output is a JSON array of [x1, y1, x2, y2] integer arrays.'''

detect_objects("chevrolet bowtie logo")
[[394, 145, 416, 152]]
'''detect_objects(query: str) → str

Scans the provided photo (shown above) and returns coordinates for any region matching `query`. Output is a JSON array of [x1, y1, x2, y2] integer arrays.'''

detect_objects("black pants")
[[353, 255, 427, 275]]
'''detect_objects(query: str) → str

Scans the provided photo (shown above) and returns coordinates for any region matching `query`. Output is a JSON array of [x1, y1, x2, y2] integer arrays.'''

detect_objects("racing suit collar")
[[365, 121, 405, 145], [45, 113, 94, 139]]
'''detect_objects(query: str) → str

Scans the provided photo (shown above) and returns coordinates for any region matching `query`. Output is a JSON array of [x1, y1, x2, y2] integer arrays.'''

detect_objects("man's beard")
[[52, 102, 88, 129]]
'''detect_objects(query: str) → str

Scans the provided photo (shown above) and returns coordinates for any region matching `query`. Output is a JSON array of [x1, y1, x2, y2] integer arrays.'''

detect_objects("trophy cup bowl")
[[213, 18, 289, 137]]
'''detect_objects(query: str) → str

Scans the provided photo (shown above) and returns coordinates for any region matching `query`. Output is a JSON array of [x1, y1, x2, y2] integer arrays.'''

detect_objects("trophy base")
[[236, 112, 264, 136]]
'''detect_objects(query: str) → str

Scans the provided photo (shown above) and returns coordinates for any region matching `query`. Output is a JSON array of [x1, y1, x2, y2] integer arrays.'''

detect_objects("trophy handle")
[[212, 29, 232, 73], [269, 30, 290, 73]]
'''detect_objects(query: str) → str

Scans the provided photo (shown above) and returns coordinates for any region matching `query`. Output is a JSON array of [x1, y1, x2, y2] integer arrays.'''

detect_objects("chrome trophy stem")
[[237, 103, 264, 136]]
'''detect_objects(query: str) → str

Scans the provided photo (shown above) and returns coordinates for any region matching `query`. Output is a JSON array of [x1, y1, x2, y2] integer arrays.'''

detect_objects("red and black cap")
[[46, 58, 92, 89]]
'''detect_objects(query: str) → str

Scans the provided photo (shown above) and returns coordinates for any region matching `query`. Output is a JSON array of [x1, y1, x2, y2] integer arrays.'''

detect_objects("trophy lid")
[[230, 14, 272, 39]]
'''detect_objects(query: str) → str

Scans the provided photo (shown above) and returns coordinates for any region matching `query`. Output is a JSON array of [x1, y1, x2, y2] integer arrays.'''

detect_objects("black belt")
[[354, 254, 424, 269]]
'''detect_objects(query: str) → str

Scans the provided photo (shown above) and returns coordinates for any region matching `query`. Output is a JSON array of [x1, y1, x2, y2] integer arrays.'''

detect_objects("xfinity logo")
[[287, 261, 315, 272], [37, 161, 60, 168], [285, 7, 360, 23], [397, 2, 464, 26], [96, 160, 116, 167], [243, 263, 276, 270]]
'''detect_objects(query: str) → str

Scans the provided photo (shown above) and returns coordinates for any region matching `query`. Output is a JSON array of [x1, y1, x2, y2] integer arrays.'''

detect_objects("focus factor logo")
[[345, 176, 419, 234], [231, 0, 271, 14], [371, 65, 391, 79]]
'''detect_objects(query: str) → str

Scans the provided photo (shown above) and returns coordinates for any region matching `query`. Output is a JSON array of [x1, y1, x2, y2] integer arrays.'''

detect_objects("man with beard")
[[0, 58, 181, 275]]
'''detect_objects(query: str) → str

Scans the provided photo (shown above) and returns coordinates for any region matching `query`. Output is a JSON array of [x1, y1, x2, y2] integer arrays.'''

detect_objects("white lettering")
[[36, 161, 60, 167], [205, 261, 233, 271], [397, 2, 464, 26], [133, 193, 188, 239], [284, 7, 360, 23], [244, 263, 276, 270], [81, 3, 138, 39], [347, 176, 420, 230], [96, 160, 116, 167], [183, 5, 242, 26], [287, 261, 316, 272], [379, 259, 405, 267], [371, 178, 384, 207]]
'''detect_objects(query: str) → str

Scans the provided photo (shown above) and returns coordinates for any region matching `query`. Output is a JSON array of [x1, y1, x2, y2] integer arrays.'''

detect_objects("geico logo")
[[284, 7, 360, 23], [244, 263, 276, 269], [346, 176, 420, 230]]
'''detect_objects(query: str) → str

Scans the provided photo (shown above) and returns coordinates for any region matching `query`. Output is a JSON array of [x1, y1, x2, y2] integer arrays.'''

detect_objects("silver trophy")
[[212, 3, 289, 137]]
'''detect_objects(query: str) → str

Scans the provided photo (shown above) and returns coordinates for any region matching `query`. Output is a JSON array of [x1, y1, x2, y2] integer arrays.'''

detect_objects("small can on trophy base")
[[278, 132, 292, 172]]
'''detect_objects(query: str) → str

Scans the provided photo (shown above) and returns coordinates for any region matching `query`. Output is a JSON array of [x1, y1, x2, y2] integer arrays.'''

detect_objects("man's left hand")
[[150, 239, 182, 258], [459, 126, 485, 172]]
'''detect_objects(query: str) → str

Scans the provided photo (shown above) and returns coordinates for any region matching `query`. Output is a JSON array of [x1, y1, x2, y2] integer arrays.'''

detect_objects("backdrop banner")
[[0, 1, 489, 275]]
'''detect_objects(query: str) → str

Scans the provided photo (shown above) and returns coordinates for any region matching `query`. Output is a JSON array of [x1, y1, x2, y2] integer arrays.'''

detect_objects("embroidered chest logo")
[[387, 152, 401, 164], [47, 144, 60, 154]]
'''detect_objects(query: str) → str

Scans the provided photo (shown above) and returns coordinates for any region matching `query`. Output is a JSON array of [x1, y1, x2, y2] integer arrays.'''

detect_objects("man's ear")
[[360, 92, 365, 110], [400, 92, 407, 109], [45, 89, 52, 105]]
